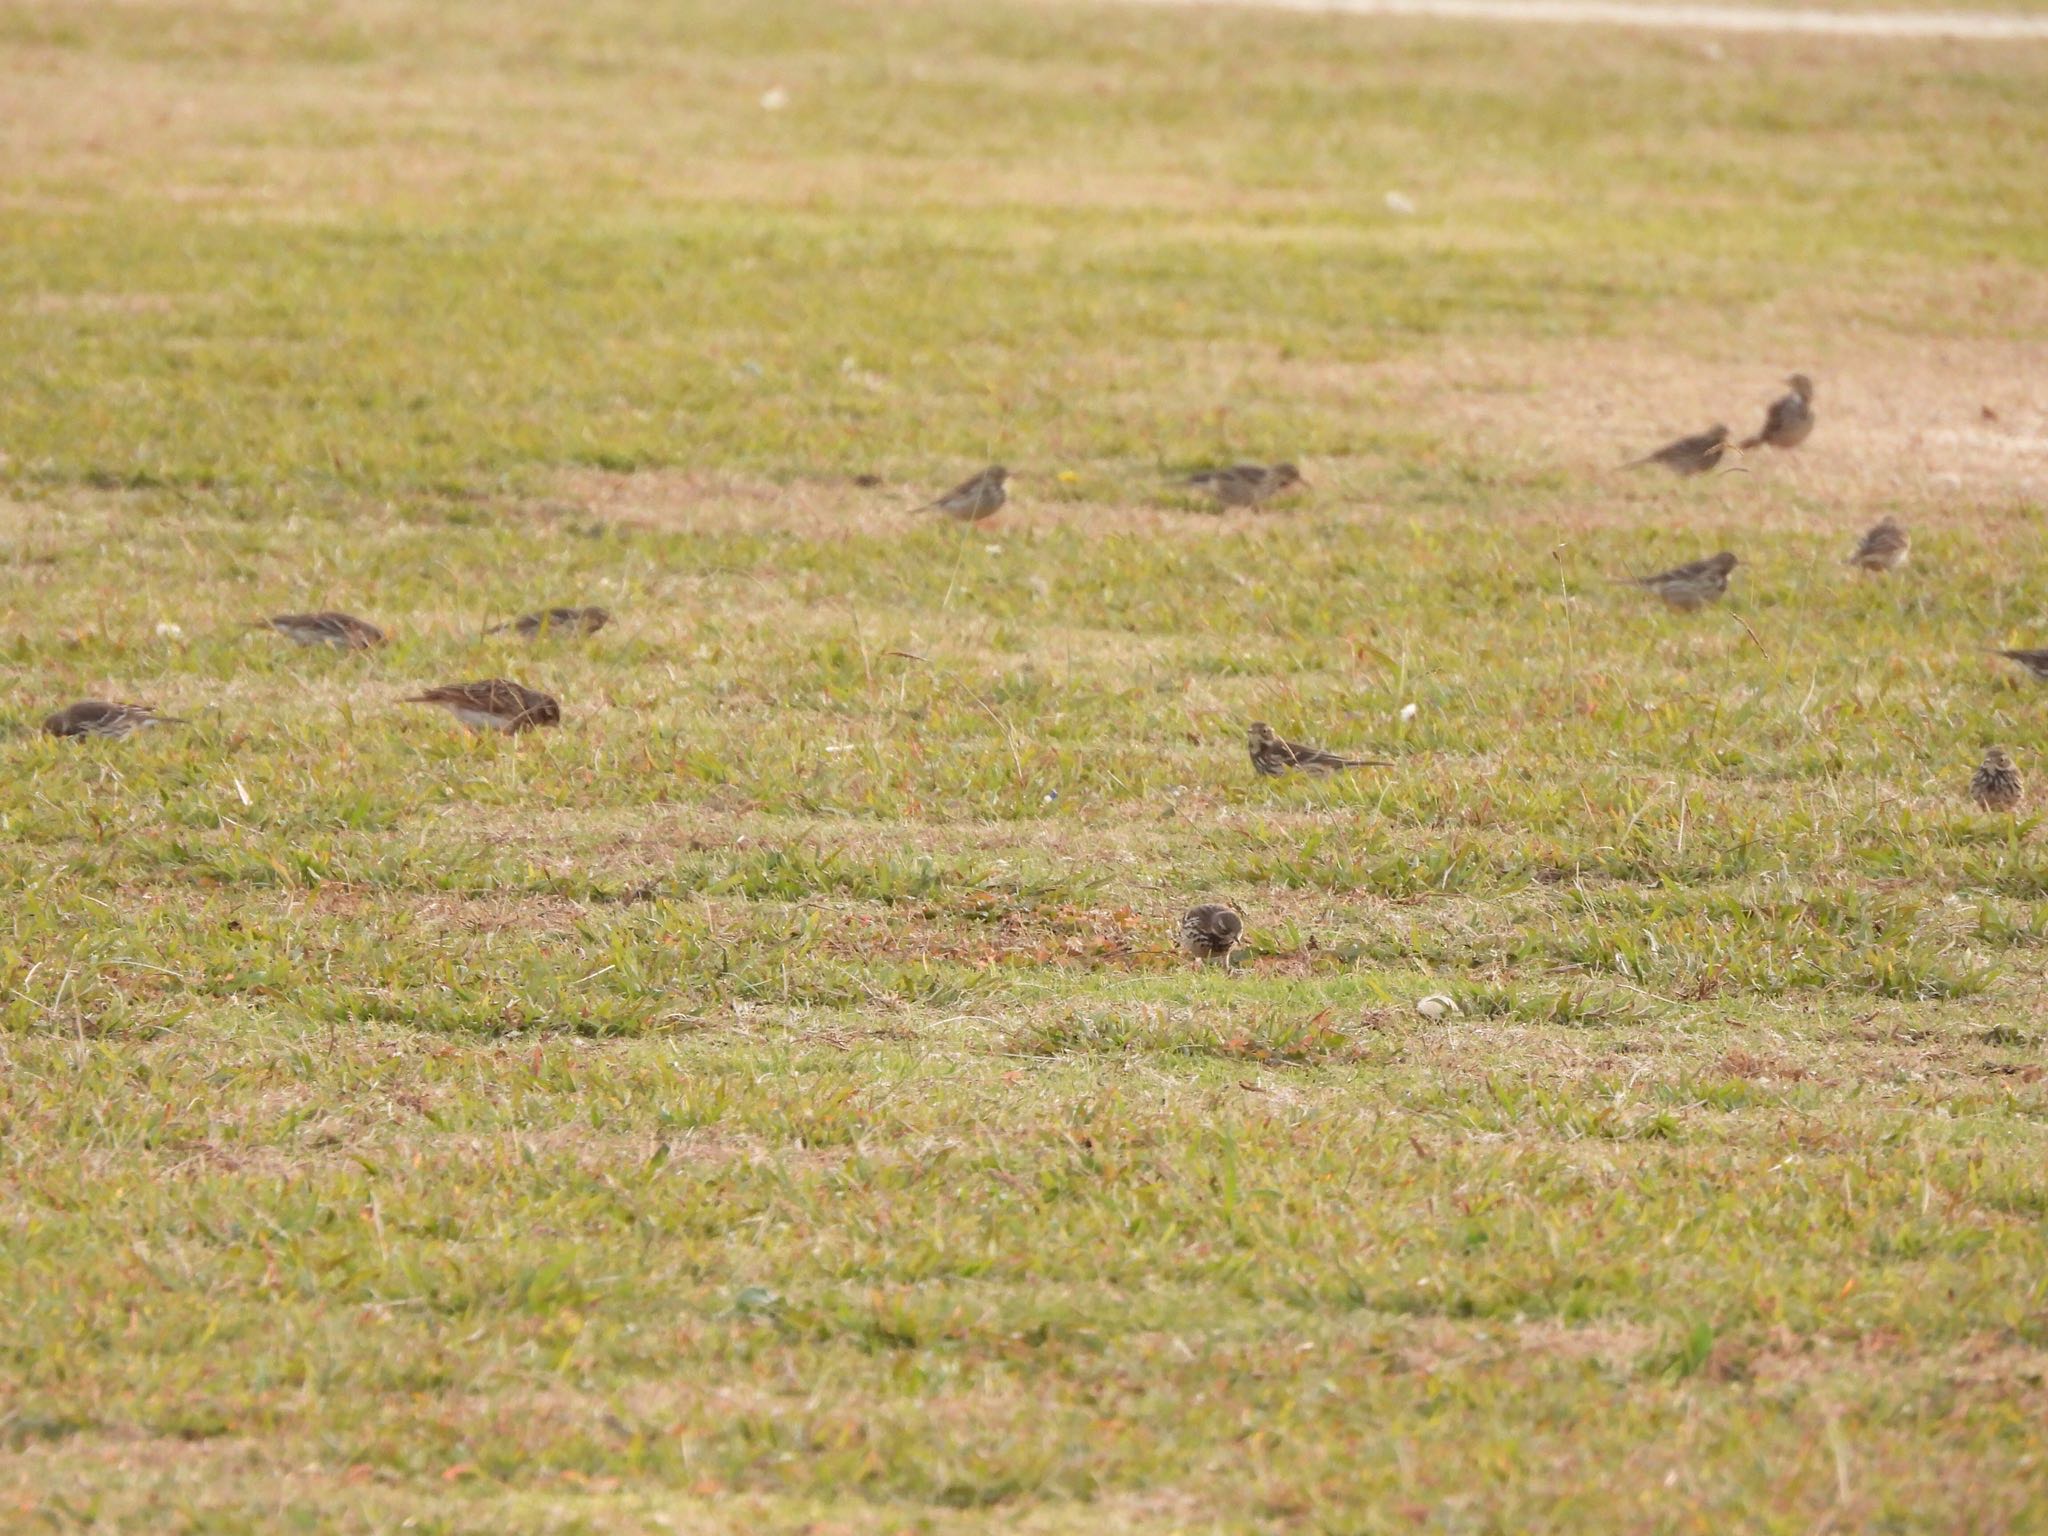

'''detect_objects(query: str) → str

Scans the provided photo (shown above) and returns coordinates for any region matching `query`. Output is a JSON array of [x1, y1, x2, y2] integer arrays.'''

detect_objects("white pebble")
[[1384, 191, 1418, 216], [155, 622, 183, 639], [760, 86, 790, 111], [1415, 993, 1460, 1019], [1399, 703, 1419, 722]]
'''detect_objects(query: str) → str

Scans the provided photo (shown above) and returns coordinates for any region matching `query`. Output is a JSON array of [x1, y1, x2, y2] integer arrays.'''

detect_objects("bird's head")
[[1709, 424, 1732, 444], [1247, 721, 1276, 748], [1272, 463, 1305, 488], [1985, 746, 2014, 769], [987, 466, 1010, 485], [1786, 374, 1814, 400], [531, 697, 563, 727], [1710, 551, 1739, 574]]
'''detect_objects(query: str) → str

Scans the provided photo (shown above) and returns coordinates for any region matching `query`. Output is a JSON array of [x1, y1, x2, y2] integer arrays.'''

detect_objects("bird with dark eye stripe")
[[43, 700, 184, 739], [1995, 648, 2048, 682], [1247, 721, 1390, 778], [1179, 904, 1244, 966]]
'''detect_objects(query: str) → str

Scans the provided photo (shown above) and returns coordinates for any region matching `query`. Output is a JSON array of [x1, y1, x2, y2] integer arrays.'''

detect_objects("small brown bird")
[[1624, 551, 1739, 612], [1181, 463, 1306, 511], [1970, 747, 2023, 812], [914, 466, 1008, 523], [1179, 904, 1244, 964], [1997, 648, 2048, 682], [260, 612, 384, 650], [1742, 374, 1815, 451], [42, 700, 184, 738], [1247, 720, 1390, 777], [1847, 518, 1909, 573], [1628, 424, 1733, 476], [487, 606, 610, 638], [401, 679, 561, 733]]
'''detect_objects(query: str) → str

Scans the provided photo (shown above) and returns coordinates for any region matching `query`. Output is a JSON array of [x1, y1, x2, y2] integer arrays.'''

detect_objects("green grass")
[[4, 0, 2048, 1530]]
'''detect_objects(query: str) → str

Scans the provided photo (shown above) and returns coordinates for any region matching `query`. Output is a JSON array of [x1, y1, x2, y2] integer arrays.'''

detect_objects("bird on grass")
[[1994, 648, 2048, 683], [913, 466, 1008, 523], [1847, 518, 1909, 573], [1621, 551, 1738, 612], [1627, 424, 1734, 476], [401, 679, 561, 733], [1742, 374, 1815, 451], [1247, 720, 1390, 778], [259, 611, 385, 650], [1179, 904, 1244, 965], [1181, 463, 1306, 511], [487, 606, 610, 638], [1971, 747, 2023, 812], [42, 700, 184, 739]]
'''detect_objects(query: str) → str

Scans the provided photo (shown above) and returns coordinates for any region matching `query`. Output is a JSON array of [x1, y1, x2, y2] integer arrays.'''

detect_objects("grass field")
[[4, 0, 2048, 1530]]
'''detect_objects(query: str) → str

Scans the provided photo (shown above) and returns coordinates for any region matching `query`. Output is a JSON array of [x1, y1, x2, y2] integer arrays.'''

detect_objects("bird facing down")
[[260, 611, 385, 650], [914, 466, 1008, 523], [1247, 720, 1391, 777], [1971, 747, 2024, 812], [1997, 648, 2048, 682], [1179, 904, 1244, 964], [401, 679, 561, 733], [1628, 424, 1733, 476], [1182, 463, 1306, 511], [488, 606, 610, 638], [43, 700, 184, 738], [1742, 374, 1815, 451], [1626, 551, 1739, 612], [1848, 518, 1909, 573]]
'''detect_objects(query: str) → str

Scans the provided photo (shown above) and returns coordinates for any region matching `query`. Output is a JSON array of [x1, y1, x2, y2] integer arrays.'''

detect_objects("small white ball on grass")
[[1415, 993, 1460, 1020]]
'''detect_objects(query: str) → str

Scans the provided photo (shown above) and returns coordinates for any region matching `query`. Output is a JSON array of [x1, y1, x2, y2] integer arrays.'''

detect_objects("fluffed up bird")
[[1179, 903, 1244, 964], [1622, 551, 1739, 612], [42, 700, 184, 738], [487, 606, 610, 638], [1971, 747, 2024, 812], [1742, 374, 1815, 451], [1181, 463, 1306, 511], [1996, 648, 2048, 682], [259, 611, 385, 650], [1847, 518, 1909, 573], [401, 679, 561, 733], [1247, 720, 1390, 778], [1628, 424, 1733, 476], [914, 466, 1008, 523]]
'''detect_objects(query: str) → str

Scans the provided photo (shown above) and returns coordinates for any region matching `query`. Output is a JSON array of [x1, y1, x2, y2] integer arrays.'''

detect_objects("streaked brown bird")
[[1742, 374, 1815, 451], [1179, 904, 1244, 964], [914, 466, 1008, 523], [401, 679, 561, 733], [1996, 648, 2048, 682], [487, 606, 610, 638], [42, 700, 184, 739], [1623, 551, 1738, 612], [1628, 424, 1733, 476], [1181, 462, 1306, 511], [260, 611, 384, 650], [1847, 518, 1909, 573], [1247, 720, 1390, 778], [1971, 747, 2023, 812]]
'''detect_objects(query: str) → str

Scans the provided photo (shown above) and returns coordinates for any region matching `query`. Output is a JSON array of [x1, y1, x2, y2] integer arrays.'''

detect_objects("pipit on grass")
[[1248, 721, 1390, 778], [43, 700, 183, 738], [1971, 747, 2023, 812], [1742, 374, 1815, 451], [401, 679, 561, 733]]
